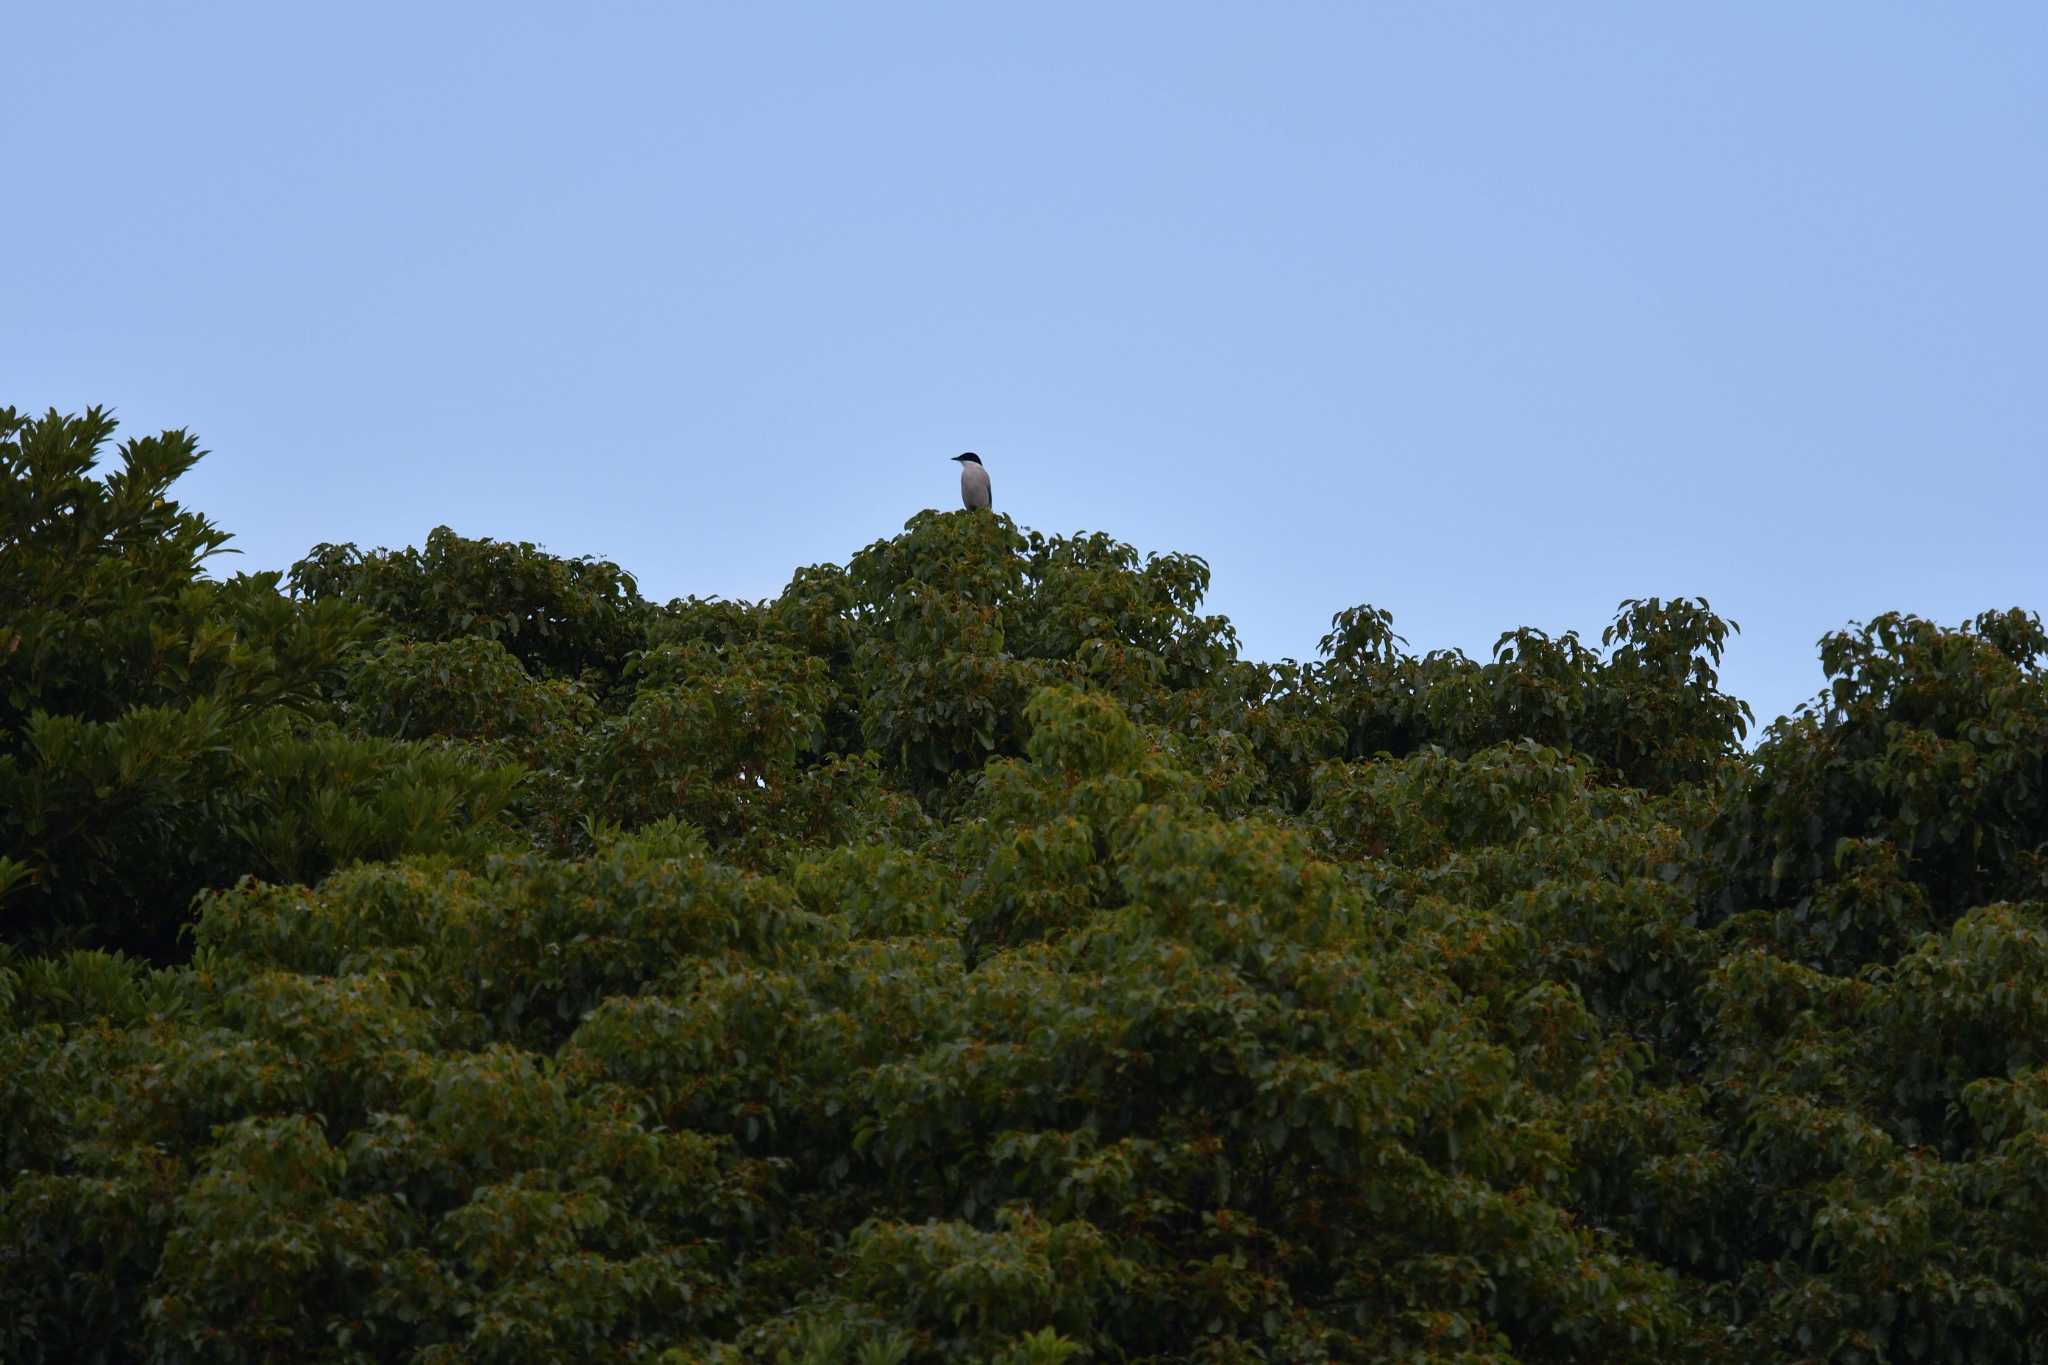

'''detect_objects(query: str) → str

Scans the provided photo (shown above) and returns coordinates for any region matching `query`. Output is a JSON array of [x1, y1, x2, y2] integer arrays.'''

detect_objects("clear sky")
[[8, 3, 2043, 731]]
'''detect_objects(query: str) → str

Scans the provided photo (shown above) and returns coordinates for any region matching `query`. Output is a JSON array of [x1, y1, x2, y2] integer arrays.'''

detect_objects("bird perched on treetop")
[[952, 452, 991, 510]]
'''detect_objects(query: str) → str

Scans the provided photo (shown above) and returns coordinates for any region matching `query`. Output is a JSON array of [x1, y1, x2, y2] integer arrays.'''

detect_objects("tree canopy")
[[5, 405, 2046, 1363]]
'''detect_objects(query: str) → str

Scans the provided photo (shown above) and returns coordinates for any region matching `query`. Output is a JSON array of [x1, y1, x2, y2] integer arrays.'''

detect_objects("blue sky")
[[7, 3, 2043, 730]]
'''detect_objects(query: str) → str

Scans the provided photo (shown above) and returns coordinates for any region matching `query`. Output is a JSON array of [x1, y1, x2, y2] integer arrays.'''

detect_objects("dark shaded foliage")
[[0, 407, 452, 956], [290, 524, 653, 685], [6, 404, 2047, 1363]]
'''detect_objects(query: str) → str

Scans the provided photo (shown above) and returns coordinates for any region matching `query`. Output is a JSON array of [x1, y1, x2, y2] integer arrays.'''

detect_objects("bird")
[[952, 452, 992, 510]]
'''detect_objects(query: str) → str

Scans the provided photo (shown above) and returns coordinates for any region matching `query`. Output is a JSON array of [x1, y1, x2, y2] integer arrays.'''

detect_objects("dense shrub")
[[290, 525, 653, 684], [0, 408, 501, 957], [7, 401, 2048, 1361], [1315, 596, 1753, 793], [1725, 609, 2048, 928]]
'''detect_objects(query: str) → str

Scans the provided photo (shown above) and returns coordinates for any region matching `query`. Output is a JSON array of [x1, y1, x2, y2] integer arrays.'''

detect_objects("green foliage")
[[1315, 595, 1753, 794], [219, 718, 526, 885], [592, 640, 836, 849], [10, 399, 2048, 1361], [290, 524, 653, 683], [0, 407, 458, 955], [346, 635, 598, 761], [1725, 609, 2048, 937]]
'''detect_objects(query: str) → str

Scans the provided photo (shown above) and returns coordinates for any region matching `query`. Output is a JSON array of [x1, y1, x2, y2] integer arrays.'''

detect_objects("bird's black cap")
[[952, 452, 981, 465]]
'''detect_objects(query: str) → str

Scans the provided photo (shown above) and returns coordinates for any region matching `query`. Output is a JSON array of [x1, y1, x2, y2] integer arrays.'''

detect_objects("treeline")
[[4, 404, 2047, 1363]]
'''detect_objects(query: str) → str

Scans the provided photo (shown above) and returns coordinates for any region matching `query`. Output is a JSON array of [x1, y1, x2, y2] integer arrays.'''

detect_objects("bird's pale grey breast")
[[961, 460, 992, 510]]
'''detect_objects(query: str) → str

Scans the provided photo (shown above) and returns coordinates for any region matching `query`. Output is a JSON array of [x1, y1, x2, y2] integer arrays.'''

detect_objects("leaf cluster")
[[7, 404, 2048, 1363]]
